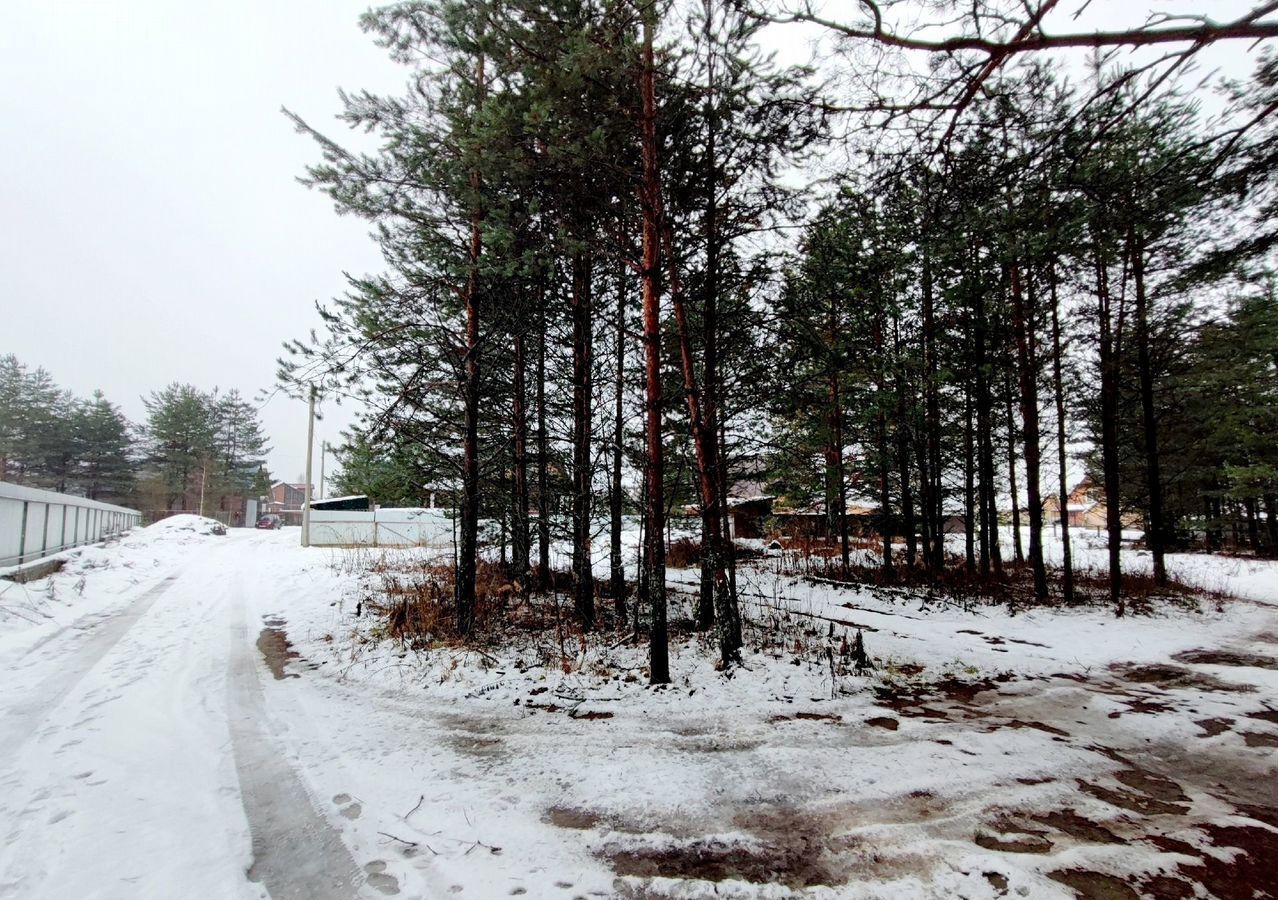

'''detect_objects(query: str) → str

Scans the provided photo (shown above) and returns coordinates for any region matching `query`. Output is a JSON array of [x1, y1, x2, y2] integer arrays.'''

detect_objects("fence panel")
[[309, 508, 455, 549], [0, 481, 142, 569]]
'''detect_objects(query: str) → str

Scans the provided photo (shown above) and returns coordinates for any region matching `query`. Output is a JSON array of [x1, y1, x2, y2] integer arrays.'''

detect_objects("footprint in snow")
[[364, 861, 400, 896], [332, 793, 362, 819]]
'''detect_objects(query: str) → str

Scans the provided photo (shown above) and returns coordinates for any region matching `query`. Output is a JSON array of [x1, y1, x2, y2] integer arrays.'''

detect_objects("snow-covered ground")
[[1, 520, 1274, 899]]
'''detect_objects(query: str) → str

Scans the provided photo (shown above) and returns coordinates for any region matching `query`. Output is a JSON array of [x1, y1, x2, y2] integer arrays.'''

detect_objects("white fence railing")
[[308, 508, 455, 548], [0, 481, 142, 569]]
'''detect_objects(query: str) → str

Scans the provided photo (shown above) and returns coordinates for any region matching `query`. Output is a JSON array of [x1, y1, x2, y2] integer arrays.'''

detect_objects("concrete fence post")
[[18, 501, 29, 565]]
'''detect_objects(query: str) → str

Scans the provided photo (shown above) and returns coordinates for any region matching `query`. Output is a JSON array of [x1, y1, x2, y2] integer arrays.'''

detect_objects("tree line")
[[281, 0, 1278, 680], [0, 355, 273, 516], [779, 66, 1278, 615]]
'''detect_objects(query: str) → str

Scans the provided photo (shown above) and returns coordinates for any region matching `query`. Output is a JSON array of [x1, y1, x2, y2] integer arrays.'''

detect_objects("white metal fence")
[[308, 508, 455, 548], [0, 481, 142, 569]]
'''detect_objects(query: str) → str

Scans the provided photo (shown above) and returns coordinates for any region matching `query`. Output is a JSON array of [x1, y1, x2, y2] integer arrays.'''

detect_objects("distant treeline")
[[0, 355, 271, 514]]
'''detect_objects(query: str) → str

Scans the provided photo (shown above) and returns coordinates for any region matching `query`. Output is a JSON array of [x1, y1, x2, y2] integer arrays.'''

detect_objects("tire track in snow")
[[0, 573, 180, 764], [227, 612, 362, 899]]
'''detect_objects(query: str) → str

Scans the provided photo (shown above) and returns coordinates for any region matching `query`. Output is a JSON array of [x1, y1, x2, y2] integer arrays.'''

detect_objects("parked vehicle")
[[255, 515, 282, 530]]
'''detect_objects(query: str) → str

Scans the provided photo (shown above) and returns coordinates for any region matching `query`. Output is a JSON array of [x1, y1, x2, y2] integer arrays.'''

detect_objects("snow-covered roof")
[[727, 494, 774, 507]]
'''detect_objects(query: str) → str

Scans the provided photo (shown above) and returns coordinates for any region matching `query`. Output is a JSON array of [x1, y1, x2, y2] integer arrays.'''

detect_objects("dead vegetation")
[[334, 547, 894, 690], [759, 543, 1236, 614], [342, 551, 672, 679]]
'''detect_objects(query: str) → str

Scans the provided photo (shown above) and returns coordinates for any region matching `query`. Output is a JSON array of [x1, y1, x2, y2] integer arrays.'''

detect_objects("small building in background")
[[1031, 476, 1141, 530], [266, 482, 312, 526], [726, 495, 774, 539]]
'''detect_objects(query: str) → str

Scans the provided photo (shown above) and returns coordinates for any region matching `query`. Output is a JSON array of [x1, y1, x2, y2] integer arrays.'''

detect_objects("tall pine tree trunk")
[[639, 8, 668, 684], [699, 17, 732, 621], [456, 53, 485, 635], [1257, 496, 1278, 559], [914, 426, 933, 572], [512, 329, 530, 587], [666, 224, 741, 663], [1095, 240, 1124, 612], [571, 249, 595, 628], [610, 269, 628, 621], [828, 370, 851, 573], [1129, 229, 1167, 585], [1264, 494, 1278, 556], [974, 282, 997, 578], [894, 322, 916, 569], [1049, 271, 1075, 604], [718, 415, 737, 602], [922, 244, 944, 571], [1004, 385, 1024, 564], [874, 310, 893, 577], [536, 301, 551, 589], [964, 380, 976, 573], [1010, 261, 1047, 600]]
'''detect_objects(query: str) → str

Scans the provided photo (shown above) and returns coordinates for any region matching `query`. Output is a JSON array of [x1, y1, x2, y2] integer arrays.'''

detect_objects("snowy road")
[[1, 521, 1276, 899], [0, 534, 255, 899], [0, 529, 402, 900]]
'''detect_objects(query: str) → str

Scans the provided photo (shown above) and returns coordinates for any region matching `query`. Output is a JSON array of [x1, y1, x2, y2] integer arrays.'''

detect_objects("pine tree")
[[76, 391, 136, 501], [144, 384, 216, 511]]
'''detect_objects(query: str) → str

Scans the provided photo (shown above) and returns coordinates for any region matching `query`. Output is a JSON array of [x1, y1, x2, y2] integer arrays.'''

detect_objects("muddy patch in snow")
[[605, 838, 836, 888], [545, 806, 603, 830], [1031, 809, 1125, 844], [1143, 823, 1278, 899], [1107, 662, 1254, 693], [602, 797, 956, 890], [865, 715, 899, 730], [1077, 778, 1189, 816], [446, 732, 505, 758], [257, 616, 301, 680], [1242, 730, 1278, 747], [1171, 648, 1278, 669], [1047, 869, 1141, 899], [768, 710, 842, 723]]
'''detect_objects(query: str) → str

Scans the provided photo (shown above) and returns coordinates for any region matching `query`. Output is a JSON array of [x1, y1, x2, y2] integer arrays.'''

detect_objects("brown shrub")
[[372, 558, 520, 643], [667, 538, 702, 568]]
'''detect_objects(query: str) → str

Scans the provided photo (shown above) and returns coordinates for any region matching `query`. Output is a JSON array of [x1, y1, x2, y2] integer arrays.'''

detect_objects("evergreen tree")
[[75, 391, 136, 501], [144, 383, 217, 511]]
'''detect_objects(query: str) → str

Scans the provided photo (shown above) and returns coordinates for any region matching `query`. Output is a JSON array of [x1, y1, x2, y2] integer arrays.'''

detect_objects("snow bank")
[[141, 513, 228, 538], [0, 513, 228, 641]]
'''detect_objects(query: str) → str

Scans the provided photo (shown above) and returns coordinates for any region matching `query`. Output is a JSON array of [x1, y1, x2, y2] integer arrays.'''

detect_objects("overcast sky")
[[1, 1, 1269, 489], [0, 1, 401, 484]]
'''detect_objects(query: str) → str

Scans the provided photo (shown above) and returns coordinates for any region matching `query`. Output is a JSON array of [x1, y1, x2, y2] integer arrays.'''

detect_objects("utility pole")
[[302, 385, 316, 547]]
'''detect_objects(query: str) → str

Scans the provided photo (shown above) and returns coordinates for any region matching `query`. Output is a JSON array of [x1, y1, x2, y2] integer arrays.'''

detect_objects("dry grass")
[[667, 538, 702, 568], [368, 557, 519, 643], [777, 552, 1235, 613], [351, 553, 651, 676]]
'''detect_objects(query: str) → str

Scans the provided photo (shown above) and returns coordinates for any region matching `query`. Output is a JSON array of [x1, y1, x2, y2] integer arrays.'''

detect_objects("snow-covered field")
[[1, 519, 1274, 899]]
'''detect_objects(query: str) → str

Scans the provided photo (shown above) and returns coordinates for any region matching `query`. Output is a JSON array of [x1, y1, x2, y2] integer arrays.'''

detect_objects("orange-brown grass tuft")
[[667, 538, 702, 568]]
